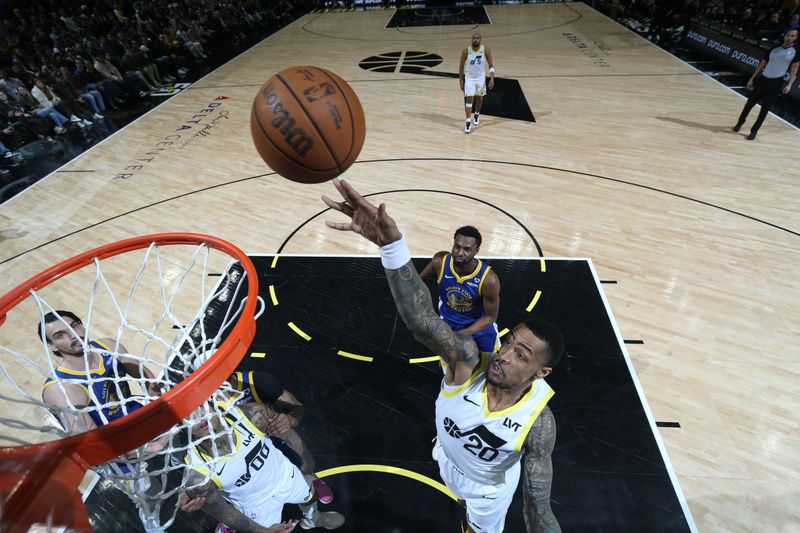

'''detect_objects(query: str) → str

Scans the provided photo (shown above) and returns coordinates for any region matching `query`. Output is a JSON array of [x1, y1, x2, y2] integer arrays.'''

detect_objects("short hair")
[[521, 319, 564, 369], [37, 310, 82, 342], [454, 226, 482, 248]]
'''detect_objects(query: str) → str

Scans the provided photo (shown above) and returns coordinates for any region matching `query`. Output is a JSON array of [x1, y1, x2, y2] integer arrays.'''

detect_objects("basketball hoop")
[[0, 234, 260, 533]]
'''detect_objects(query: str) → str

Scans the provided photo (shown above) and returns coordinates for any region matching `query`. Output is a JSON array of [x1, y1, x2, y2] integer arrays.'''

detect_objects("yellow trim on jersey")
[[51, 349, 108, 376], [247, 372, 263, 404], [182, 460, 223, 488], [440, 352, 488, 398], [436, 256, 446, 284], [482, 378, 543, 419], [237, 406, 267, 438], [513, 389, 555, 452], [477, 265, 491, 296], [232, 371, 245, 392], [42, 378, 91, 401], [448, 256, 483, 285]]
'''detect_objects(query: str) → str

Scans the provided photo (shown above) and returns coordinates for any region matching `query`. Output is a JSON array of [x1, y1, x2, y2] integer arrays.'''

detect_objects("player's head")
[[471, 33, 482, 48], [187, 402, 224, 438], [452, 226, 482, 267], [38, 310, 85, 358], [784, 29, 798, 46], [487, 320, 564, 390]]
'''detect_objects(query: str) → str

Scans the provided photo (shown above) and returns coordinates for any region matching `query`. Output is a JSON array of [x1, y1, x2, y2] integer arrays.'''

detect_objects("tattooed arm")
[[181, 471, 274, 533], [522, 406, 560, 533], [322, 178, 480, 376]]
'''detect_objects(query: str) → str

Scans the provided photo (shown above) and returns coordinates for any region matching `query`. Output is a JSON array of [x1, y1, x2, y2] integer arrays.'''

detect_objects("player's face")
[[45, 318, 86, 357], [451, 235, 479, 267], [471, 34, 481, 47], [188, 404, 220, 437], [785, 30, 798, 46], [486, 325, 552, 390]]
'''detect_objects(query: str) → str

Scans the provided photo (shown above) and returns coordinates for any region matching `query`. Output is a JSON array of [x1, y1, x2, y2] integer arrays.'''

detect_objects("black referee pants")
[[736, 76, 785, 134]]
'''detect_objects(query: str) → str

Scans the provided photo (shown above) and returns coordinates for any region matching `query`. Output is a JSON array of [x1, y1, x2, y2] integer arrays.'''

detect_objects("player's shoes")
[[215, 524, 232, 533], [464, 121, 472, 134], [473, 113, 480, 125], [300, 511, 345, 530], [313, 477, 334, 504]]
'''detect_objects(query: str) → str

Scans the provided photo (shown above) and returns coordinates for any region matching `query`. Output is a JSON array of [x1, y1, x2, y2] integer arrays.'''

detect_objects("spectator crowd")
[[0, 0, 302, 199]]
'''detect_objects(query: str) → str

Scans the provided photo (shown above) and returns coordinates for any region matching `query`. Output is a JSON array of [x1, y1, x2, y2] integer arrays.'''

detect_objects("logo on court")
[[359, 51, 443, 74]]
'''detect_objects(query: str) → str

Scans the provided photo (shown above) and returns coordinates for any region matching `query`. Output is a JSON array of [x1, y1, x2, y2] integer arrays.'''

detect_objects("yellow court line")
[[270, 256, 279, 269], [409, 356, 441, 364], [498, 328, 510, 338], [288, 322, 311, 341], [337, 350, 373, 363], [539, 258, 546, 272], [269, 285, 278, 306], [250, 352, 266, 358], [316, 464, 457, 501], [526, 290, 542, 313]]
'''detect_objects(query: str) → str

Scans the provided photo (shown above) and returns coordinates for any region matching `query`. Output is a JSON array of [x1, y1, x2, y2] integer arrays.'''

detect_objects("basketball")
[[250, 66, 366, 184]]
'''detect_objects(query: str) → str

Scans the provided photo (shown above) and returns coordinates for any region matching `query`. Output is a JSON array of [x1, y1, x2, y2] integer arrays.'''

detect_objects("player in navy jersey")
[[419, 226, 501, 354], [39, 310, 161, 434]]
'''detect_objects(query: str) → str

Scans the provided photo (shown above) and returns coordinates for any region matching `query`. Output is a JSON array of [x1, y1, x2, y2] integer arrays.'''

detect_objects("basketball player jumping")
[[323, 179, 563, 533], [419, 226, 501, 353], [180, 401, 345, 532], [460, 33, 495, 134]]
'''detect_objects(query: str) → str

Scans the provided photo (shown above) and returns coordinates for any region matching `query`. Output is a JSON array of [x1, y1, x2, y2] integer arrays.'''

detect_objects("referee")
[[733, 28, 799, 140]]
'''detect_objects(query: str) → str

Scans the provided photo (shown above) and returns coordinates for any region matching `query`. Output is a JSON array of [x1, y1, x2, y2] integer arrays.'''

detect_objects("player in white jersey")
[[180, 402, 345, 532], [459, 33, 495, 134], [323, 178, 564, 533]]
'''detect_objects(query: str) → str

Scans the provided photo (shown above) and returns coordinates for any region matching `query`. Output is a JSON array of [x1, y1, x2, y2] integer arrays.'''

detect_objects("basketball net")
[[0, 237, 263, 532]]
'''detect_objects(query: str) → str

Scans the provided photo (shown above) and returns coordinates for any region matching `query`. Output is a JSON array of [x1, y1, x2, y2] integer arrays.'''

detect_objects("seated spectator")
[[0, 70, 28, 101], [31, 77, 92, 129], [0, 90, 52, 140], [73, 57, 127, 108], [58, 65, 106, 120], [16, 86, 70, 135], [120, 46, 164, 90], [95, 51, 154, 96]]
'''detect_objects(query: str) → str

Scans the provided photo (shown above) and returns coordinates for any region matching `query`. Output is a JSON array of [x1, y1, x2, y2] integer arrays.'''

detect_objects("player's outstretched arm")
[[418, 251, 446, 280], [522, 406, 561, 533], [181, 473, 285, 533], [323, 179, 479, 370]]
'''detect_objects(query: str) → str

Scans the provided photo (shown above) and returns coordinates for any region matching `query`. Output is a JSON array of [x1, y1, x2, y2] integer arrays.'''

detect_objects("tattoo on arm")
[[239, 402, 271, 433], [385, 262, 479, 368], [522, 407, 561, 533], [202, 487, 268, 533]]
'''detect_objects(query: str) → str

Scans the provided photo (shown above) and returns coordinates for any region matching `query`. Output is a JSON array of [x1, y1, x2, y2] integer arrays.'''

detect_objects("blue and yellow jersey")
[[43, 340, 142, 427], [436, 254, 493, 330]]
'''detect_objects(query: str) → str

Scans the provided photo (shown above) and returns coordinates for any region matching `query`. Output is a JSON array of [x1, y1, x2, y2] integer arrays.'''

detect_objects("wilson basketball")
[[250, 66, 366, 184]]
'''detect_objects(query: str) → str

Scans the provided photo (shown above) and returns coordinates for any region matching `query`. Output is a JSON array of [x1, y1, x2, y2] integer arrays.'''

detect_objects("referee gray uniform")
[[734, 37, 799, 139]]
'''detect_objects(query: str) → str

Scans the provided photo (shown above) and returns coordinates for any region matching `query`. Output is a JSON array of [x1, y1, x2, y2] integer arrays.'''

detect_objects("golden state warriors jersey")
[[43, 340, 141, 427], [186, 406, 296, 509], [437, 254, 492, 329], [464, 45, 487, 80], [435, 353, 554, 484]]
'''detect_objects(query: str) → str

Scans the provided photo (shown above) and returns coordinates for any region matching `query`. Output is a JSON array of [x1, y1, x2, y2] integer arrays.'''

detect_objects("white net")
[[0, 239, 262, 532]]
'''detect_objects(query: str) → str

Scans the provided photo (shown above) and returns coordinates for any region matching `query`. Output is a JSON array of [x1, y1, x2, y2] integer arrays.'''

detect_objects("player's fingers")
[[325, 220, 355, 231], [321, 194, 343, 212]]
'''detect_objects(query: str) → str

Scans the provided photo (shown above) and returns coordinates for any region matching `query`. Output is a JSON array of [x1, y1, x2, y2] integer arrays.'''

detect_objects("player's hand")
[[488, 77, 495, 90], [177, 492, 206, 512], [459, 78, 465, 91], [267, 412, 293, 435], [746, 79, 754, 90], [146, 381, 164, 397], [323, 178, 402, 246], [782, 84, 791, 95], [266, 519, 299, 532]]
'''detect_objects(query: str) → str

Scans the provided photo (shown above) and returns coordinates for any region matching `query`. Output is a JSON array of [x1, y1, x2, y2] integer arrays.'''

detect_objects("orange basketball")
[[250, 66, 366, 184]]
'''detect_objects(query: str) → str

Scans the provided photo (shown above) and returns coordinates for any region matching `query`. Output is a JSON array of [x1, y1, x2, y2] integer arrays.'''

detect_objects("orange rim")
[[0, 233, 259, 532]]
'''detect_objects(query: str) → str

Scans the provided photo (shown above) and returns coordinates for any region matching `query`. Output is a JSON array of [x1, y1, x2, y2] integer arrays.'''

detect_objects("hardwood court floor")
[[0, 3, 798, 532]]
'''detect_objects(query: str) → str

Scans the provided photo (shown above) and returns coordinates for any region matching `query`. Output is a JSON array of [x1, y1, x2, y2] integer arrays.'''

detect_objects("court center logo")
[[359, 51, 443, 74]]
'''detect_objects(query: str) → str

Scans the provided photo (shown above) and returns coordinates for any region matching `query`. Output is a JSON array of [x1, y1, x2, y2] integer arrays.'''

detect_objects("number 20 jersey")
[[435, 353, 554, 484]]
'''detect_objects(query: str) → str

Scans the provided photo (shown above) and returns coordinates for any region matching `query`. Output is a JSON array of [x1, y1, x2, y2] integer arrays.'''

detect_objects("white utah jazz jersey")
[[435, 353, 554, 484], [464, 45, 487, 80], [186, 406, 292, 510]]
